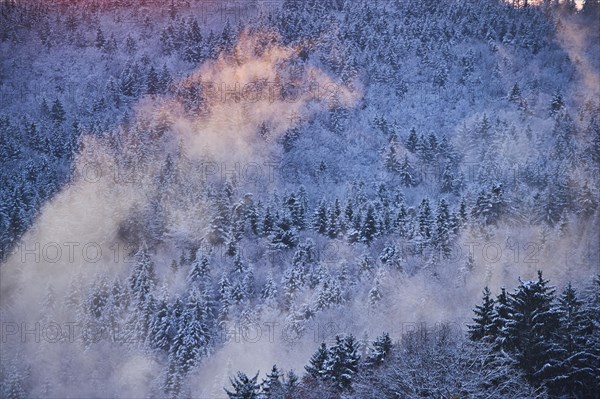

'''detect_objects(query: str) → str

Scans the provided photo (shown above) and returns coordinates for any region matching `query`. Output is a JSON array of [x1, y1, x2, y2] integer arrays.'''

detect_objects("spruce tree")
[[326, 335, 361, 392], [502, 271, 561, 385], [468, 287, 496, 342], [171, 290, 210, 373], [225, 371, 261, 399], [146, 66, 159, 95], [399, 156, 416, 187], [384, 141, 399, 173], [188, 254, 210, 288], [159, 64, 172, 93], [50, 99, 66, 124], [163, 358, 183, 399], [361, 205, 377, 245], [509, 83, 521, 103], [313, 201, 328, 235], [260, 365, 283, 398], [406, 127, 418, 152], [305, 343, 329, 380], [149, 296, 172, 352], [434, 199, 451, 258], [262, 207, 274, 237], [270, 216, 298, 249], [261, 275, 278, 304], [129, 247, 156, 307], [549, 91, 564, 116], [366, 333, 393, 367], [547, 282, 598, 397], [95, 27, 105, 49], [417, 198, 433, 243]]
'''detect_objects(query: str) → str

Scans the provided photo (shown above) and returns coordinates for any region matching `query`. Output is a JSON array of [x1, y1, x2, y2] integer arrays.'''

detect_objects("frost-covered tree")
[[468, 287, 496, 342], [188, 253, 210, 288], [305, 342, 329, 380], [365, 333, 393, 367], [501, 271, 561, 385], [361, 205, 377, 245], [260, 365, 284, 399], [149, 296, 172, 352], [312, 201, 328, 235], [129, 247, 156, 307], [324, 335, 361, 392], [225, 371, 261, 399], [434, 199, 451, 258]]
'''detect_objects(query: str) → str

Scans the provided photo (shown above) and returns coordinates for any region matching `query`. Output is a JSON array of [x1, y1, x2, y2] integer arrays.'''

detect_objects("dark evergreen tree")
[[365, 332, 393, 367], [50, 99, 66, 124], [286, 192, 306, 231], [270, 216, 298, 249], [149, 296, 172, 352], [159, 64, 172, 93], [509, 83, 521, 103], [163, 358, 183, 399], [305, 343, 329, 380], [260, 365, 283, 398], [225, 371, 260, 399], [313, 201, 328, 235], [188, 254, 210, 288], [491, 287, 511, 350], [550, 91, 564, 116], [440, 162, 455, 193], [434, 199, 451, 258], [171, 290, 210, 373], [399, 156, 416, 187], [283, 370, 299, 397], [261, 274, 278, 303], [129, 247, 156, 306], [325, 335, 361, 392], [468, 287, 496, 342], [502, 271, 561, 385], [547, 282, 598, 398], [124, 34, 137, 55], [384, 140, 399, 173], [417, 198, 433, 243], [360, 205, 377, 245], [86, 274, 110, 320], [146, 66, 159, 96], [95, 27, 105, 49], [262, 207, 274, 237], [183, 18, 203, 63], [406, 127, 418, 152]]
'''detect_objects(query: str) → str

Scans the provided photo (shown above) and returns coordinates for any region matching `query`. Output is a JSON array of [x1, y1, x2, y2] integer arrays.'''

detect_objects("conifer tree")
[[149, 296, 172, 352], [366, 333, 393, 367], [547, 282, 598, 397], [468, 287, 495, 342], [50, 99, 66, 124], [313, 201, 328, 235], [399, 156, 416, 187], [95, 27, 105, 49], [406, 127, 418, 152], [305, 343, 329, 380], [129, 247, 156, 307], [417, 198, 433, 243], [262, 207, 274, 237], [146, 66, 159, 95], [188, 254, 210, 288], [225, 372, 261, 399], [260, 365, 283, 398], [434, 199, 451, 258], [361, 205, 377, 245], [325, 335, 361, 392], [502, 271, 561, 385]]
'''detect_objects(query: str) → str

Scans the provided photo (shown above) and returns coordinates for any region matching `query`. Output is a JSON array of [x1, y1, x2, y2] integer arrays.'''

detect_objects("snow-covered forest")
[[0, 0, 599, 398]]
